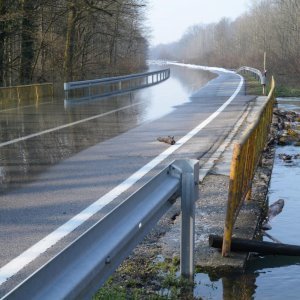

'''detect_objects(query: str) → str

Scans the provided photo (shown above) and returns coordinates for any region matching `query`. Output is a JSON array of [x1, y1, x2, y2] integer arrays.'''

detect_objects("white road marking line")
[[198, 105, 251, 181], [0, 102, 142, 148], [0, 74, 244, 286]]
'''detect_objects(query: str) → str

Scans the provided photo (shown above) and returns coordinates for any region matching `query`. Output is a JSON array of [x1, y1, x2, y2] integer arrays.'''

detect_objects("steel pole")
[[173, 159, 199, 281]]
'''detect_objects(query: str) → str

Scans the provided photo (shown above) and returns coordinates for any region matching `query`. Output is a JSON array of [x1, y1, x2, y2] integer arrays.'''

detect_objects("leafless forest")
[[1, 0, 299, 89], [0, 0, 148, 86], [151, 0, 300, 87]]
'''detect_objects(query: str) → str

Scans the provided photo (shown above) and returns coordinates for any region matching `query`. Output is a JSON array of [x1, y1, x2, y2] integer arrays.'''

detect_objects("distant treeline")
[[0, 0, 148, 87], [150, 0, 300, 87]]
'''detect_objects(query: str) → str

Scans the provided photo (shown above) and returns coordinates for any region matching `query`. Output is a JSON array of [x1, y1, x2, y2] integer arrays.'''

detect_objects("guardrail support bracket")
[[172, 159, 199, 281]]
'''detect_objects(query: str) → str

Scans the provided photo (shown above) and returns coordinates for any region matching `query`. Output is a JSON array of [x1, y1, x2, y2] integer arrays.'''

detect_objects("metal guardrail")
[[0, 83, 53, 105], [222, 76, 276, 257], [64, 69, 170, 104], [236, 66, 264, 84], [3, 159, 199, 300]]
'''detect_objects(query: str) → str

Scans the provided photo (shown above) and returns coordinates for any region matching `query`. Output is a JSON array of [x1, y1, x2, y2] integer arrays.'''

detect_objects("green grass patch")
[[275, 85, 300, 97], [241, 73, 263, 96], [92, 256, 196, 300], [241, 72, 300, 97], [93, 285, 165, 300]]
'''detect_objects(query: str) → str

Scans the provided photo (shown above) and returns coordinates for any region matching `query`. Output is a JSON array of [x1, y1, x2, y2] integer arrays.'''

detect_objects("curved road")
[[0, 63, 254, 297]]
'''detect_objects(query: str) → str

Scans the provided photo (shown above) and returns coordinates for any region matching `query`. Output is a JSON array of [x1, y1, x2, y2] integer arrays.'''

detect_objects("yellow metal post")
[[222, 144, 241, 257]]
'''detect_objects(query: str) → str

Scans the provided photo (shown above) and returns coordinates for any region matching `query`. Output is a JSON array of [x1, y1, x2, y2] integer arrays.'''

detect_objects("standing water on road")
[[194, 97, 300, 299], [0, 65, 213, 193]]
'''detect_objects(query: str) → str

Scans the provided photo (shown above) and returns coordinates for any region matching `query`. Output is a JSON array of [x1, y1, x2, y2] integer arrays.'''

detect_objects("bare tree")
[[0, 0, 149, 86], [150, 0, 300, 87], [19, 0, 39, 84]]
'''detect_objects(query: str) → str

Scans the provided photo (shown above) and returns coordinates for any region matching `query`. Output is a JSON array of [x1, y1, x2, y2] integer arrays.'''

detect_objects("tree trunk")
[[63, 2, 77, 82], [0, 0, 7, 86], [19, 0, 36, 84], [109, 3, 121, 70]]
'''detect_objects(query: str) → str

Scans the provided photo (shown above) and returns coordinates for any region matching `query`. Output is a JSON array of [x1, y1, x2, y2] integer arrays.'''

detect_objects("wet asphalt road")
[[0, 64, 253, 296]]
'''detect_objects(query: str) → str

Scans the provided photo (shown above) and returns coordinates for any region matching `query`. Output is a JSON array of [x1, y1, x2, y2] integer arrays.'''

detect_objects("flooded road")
[[0, 65, 214, 194], [1, 65, 299, 298], [0, 63, 246, 297]]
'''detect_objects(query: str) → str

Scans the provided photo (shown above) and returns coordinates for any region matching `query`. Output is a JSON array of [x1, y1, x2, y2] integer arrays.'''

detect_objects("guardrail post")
[[173, 159, 199, 281], [88, 83, 91, 98], [35, 85, 39, 105], [64, 83, 69, 101], [17, 87, 21, 103]]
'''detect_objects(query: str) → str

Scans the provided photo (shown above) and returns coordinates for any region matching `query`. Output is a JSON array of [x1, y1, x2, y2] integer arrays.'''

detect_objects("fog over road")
[[0, 64, 254, 297]]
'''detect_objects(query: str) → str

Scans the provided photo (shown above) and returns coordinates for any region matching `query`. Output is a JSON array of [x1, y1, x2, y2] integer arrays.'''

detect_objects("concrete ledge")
[[159, 95, 276, 272]]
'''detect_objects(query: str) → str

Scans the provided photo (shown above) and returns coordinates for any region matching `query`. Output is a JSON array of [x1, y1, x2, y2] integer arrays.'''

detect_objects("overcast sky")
[[147, 0, 252, 46]]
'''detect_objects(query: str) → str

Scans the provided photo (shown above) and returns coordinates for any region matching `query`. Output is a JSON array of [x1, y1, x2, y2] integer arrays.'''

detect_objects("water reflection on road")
[[0, 65, 214, 193]]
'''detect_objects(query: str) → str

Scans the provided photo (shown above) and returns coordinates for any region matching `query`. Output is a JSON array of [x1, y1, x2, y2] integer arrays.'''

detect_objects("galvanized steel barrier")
[[237, 66, 267, 95], [4, 159, 198, 300], [64, 68, 170, 105], [236, 66, 264, 84], [222, 76, 275, 257], [0, 83, 53, 107]]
